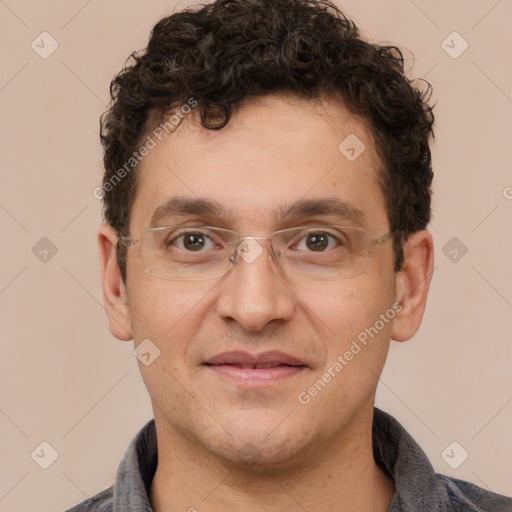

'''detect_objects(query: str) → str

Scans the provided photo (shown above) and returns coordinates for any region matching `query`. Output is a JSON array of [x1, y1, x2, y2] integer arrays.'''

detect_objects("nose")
[[216, 238, 295, 331]]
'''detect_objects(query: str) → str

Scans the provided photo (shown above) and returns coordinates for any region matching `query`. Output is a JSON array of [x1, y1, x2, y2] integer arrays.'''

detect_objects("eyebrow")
[[149, 196, 365, 228]]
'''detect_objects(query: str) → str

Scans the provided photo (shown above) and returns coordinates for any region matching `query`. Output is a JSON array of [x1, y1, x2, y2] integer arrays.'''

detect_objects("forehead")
[[130, 94, 388, 233]]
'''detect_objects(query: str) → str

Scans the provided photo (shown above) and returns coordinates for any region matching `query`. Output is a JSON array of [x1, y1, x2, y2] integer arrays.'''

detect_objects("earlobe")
[[97, 223, 133, 341], [391, 230, 434, 342]]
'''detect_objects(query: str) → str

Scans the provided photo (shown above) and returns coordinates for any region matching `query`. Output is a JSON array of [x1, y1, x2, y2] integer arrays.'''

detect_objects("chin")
[[200, 418, 314, 471], [218, 439, 308, 473]]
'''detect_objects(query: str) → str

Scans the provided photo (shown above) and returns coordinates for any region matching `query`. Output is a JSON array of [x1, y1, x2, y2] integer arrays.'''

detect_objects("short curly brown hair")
[[99, 0, 435, 283]]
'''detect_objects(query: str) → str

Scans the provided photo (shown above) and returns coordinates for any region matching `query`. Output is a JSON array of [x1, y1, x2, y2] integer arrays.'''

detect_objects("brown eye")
[[305, 232, 330, 251], [166, 231, 214, 252], [182, 232, 207, 251], [305, 231, 336, 252]]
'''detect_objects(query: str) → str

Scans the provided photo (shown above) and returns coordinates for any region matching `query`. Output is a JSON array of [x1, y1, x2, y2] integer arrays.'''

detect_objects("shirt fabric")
[[66, 408, 512, 511]]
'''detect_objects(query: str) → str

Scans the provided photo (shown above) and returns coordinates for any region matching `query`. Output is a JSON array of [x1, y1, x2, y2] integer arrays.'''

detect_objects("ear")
[[391, 230, 434, 342], [97, 223, 133, 341]]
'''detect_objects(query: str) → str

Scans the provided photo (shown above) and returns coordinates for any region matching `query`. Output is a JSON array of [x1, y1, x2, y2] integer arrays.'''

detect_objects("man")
[[70, 0, 512, 510]]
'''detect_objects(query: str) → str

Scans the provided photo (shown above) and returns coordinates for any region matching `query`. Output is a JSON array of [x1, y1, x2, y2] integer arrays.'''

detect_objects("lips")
[[204, 350, 307, 368], [204, 350, 307, 386]]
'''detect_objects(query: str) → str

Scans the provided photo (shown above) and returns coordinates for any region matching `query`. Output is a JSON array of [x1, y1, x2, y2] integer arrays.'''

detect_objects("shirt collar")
[[113, 418, 157, 512], [372, 408, 449, 511]]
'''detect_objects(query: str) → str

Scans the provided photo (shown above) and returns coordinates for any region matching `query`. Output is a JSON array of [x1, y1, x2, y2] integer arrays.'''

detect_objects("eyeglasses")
[[119, 225, 395, 281]]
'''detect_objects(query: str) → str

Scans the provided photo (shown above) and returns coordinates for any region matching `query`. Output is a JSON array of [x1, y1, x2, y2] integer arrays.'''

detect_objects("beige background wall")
[[1, 1, 511, 510]]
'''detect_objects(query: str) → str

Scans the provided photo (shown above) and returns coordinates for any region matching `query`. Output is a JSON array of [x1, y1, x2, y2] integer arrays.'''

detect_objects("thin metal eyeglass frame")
[[119, 225, 397, 281]]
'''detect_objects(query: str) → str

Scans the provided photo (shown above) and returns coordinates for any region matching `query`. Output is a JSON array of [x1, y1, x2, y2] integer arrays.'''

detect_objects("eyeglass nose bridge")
[[228, 235, 281, 267]]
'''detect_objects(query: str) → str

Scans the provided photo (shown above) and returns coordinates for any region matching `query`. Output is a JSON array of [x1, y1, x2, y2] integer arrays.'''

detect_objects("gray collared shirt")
[[66, 408, 512, 511]]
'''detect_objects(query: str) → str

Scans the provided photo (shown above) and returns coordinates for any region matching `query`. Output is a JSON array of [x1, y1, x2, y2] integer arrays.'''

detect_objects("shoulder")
[[65, 485, 113, 512], [438, 474, 512, 512], [372, 409, 511, 512]]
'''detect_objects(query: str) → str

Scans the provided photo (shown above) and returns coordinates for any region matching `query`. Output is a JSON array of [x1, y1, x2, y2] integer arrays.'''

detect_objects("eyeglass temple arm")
[[373, 231, 399, 245], [118, 234, 140, 248]]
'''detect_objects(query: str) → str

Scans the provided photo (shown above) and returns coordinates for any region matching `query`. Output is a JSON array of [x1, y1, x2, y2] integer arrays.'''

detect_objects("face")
[[107, 94, 406, 467]]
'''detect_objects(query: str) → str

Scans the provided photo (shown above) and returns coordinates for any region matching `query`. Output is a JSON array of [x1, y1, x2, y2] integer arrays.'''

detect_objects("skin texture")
[[98, 94, 434, 511]]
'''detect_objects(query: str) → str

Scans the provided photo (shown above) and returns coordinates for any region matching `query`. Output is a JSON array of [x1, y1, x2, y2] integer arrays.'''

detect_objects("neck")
[[149, 405, 395, 512]]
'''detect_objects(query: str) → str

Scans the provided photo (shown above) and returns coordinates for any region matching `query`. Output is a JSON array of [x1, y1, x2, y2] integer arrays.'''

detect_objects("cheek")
[[295, 276, 396, 394], [127, 276, 207, 354], [292, 281, 395, 430], [127, 281, 209, 404], [293, 276, 393, 340]]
